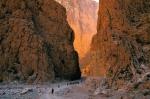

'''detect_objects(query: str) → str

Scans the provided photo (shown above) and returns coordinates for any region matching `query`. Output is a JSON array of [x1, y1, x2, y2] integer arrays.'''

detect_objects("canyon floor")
[[0, 77, 150, 99]]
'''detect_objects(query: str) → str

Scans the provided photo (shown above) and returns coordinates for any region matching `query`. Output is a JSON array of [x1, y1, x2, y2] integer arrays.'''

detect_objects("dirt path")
[[0, 77, 150, 99]]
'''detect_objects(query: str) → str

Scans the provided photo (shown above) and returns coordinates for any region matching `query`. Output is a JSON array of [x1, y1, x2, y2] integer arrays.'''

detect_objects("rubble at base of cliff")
[[0, 77, 150, 99]]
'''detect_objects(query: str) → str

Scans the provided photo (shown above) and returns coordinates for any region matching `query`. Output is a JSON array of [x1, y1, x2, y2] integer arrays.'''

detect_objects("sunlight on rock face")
[[55, 0, 98, 59], [81, 65, 91, 76]]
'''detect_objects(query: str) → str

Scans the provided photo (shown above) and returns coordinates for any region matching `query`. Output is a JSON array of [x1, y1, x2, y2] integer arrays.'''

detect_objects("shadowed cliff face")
[[55, 0, 98, 58], [0, 0, 81, 83], [89, 0, 150, 87]]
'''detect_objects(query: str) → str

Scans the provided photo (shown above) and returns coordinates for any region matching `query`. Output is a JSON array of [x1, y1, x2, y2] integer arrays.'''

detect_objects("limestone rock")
[[90, 0, 150, 88], [0, 0, 81, 83], [55, 0, 98, 58]]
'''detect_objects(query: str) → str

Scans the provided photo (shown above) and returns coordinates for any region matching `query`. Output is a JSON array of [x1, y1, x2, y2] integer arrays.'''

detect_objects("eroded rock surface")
[[0, 0, 81, 83], [55, 0, 98, 58], [90, 0, 150, 88]]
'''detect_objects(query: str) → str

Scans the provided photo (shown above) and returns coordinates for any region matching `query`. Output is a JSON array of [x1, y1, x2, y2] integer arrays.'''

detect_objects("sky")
[[94, 0, 99, 2]]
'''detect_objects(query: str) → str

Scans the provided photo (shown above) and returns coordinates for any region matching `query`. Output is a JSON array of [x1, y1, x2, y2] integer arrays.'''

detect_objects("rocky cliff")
[[0, 0, 81, 83], [90, 0, 150, 88], [55, 0, 98, 58]]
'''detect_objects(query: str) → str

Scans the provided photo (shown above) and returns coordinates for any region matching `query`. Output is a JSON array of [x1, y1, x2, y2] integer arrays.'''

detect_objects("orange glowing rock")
[[55, 0, 98, 58]]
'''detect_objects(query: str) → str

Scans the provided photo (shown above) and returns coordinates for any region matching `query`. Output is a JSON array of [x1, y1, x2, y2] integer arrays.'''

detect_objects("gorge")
[[55, 0, 98, 59], [0, 0, 150, 99]]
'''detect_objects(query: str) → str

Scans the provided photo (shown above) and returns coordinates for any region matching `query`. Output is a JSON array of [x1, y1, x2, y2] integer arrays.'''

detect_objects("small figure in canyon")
[[51, 88, 54, 94]]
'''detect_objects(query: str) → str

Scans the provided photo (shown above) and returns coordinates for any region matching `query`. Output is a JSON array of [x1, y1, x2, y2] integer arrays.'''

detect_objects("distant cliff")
[[0, 0, 81, 83], [90, 0, 150, 88], [55, 0, 98, 58]]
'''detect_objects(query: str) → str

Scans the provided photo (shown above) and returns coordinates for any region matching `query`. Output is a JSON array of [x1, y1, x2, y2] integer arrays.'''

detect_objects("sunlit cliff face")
[[55, 0, 98, 59]]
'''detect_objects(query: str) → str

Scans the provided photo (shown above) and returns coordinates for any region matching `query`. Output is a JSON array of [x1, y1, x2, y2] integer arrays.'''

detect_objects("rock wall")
[[55, 0, 98, 58], [90, 0, 150, 87], [0, 0, 81, 83]]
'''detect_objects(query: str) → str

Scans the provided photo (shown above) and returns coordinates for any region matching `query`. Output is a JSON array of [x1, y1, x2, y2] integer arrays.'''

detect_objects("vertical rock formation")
[[55, 0, 98, 58], [0, 0, 81, 83], [91, 0, 150, 88]]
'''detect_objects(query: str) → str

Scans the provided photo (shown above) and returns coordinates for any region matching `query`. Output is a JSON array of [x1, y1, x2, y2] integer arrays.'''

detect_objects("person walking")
[[51, 88, 54, 94]]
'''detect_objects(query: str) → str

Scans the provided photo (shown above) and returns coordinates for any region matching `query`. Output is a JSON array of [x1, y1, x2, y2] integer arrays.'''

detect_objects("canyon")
[[55, 0, 98, 59], [0, 0, 81, 83], [0, 0, 150, 99]]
